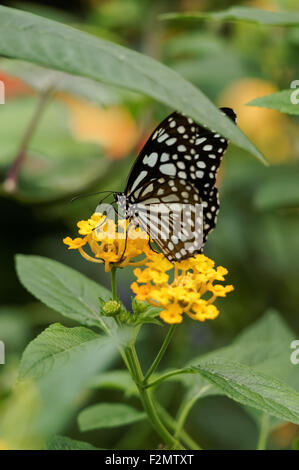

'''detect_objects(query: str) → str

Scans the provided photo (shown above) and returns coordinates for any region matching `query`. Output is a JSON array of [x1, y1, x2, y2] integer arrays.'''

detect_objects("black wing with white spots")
[[122, 107, 236, 260], [125, 107, 235, 195], [131, 178, 203, 262]]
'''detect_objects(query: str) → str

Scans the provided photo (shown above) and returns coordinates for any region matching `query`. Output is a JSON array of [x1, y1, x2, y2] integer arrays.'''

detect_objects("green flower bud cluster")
[[101, 300, 121, 317], [99, 297, 161, 327]]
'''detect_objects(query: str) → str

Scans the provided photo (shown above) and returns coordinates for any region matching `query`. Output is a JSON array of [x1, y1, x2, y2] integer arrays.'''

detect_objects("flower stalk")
[[111, 266, 117, 301], [257, 413, 270, 450], [143, 324, 176, 383], [110, 265, 184, 449]]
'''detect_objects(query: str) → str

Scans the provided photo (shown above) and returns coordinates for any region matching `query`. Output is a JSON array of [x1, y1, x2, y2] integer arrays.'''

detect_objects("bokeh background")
[[0, 0, 299, 450]]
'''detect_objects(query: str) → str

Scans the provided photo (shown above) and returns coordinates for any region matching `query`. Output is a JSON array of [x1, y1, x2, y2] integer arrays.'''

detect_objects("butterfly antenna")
[[71, 190, 116, 203], [117, 220, 134, 263]]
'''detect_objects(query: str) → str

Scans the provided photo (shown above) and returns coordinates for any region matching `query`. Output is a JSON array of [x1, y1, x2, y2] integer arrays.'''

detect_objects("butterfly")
[[114, 107, 236, 262]]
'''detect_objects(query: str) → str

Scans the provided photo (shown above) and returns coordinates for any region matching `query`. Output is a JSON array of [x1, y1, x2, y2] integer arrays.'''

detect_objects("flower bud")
[[101, 300, 121, 317], [132, 298, 148, 314]]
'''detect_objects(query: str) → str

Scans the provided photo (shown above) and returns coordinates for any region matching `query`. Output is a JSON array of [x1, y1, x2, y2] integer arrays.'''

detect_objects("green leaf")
[[0, 59, 123, 107], [19, 323, 102, 380], [191, 310, 299, 390], [15, 254, 114, 331], [174, 310, 299, 425], [248, 89, 299, 115], [253, 165, 299, 210], [78, 403, 146, 431], [0, 333, 117, 448], [0, 5, 265, 162], [193, 360, 299, 425], [89, 370, 137, 396], [161, 7, 299, 26], [46, 435, 99, 450]]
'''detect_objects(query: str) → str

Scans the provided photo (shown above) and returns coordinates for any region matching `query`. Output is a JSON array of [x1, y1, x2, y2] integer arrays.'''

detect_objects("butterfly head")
[[114, 192, 129, 218], [115, 192, 139, 219], [114, 192, 126, 207]]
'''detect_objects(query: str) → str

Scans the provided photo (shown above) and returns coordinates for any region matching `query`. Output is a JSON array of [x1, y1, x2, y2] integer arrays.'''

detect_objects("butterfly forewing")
[[123, 107, 236, 260]]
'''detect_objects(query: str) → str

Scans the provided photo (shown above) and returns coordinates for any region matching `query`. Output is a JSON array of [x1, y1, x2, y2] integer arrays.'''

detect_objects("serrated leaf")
[[186, 311, 299, 391], [78, 403, 146, 431], [248, 89, 299, 115], [161, 7, 299, 26], [173, 311, 299, 428], [19, 323, 102, 380], [46, 435, 99, 450], [15, 254, 114, 332], [193, 360, 299, 425], [0, 5, 265, 162]]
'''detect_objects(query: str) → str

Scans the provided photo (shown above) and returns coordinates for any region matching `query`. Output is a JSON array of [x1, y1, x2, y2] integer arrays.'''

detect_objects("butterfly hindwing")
[[131, 178, 204, 261]]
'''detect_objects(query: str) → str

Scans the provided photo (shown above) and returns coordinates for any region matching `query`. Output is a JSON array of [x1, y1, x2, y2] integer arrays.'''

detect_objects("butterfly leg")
[[92, 205, 116, 235], [117, 219, 134, 263]]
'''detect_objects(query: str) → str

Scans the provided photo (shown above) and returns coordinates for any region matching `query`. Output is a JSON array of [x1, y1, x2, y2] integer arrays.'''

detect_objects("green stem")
[[143, 324, 176, 383], [145, 368, 194, 389], [257, 413, 270, 450], [110, 268, 184, 448], [111, 267, 117, 300], [157, 405, 201, 450], [173, 386, 211, 448], [3, 87, 54, 192], [124, 344, 184, 449]]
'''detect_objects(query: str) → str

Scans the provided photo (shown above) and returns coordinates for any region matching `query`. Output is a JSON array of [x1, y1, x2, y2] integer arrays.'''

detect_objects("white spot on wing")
[[143, 152, 158, 167], [166, 137, 177, 146], [157, 133, 169, 143], [203, 145, 213, 151], [161, 152, 170, 162], [130, 170, 148, 192], [160, 163, 177, 176], [196, 137, 207, 145]]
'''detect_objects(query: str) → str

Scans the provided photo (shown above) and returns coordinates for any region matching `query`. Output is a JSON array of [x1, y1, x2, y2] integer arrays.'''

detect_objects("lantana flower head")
[[131, 252, 234, 324], [63, 213, 152, 272], [64, 213, 233, 324]]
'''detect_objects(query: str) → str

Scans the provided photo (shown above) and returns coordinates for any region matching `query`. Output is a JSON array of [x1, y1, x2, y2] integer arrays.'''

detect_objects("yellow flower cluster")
[[131, 253, 234, 324], [63, 213, 152, 272], [64, 213, 234, 324]]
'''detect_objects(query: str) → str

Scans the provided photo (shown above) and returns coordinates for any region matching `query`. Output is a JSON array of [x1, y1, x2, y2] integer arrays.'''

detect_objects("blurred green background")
[[0, 0, 299, 450]]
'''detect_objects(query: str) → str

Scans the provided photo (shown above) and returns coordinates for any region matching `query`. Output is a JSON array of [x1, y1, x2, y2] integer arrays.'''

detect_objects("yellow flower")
[[160, 303, 183, 324], [63, 236, 88, 249], [131, 252, 234, 324], [63, 213, 152, 272], [207, 283, 234, 297]]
